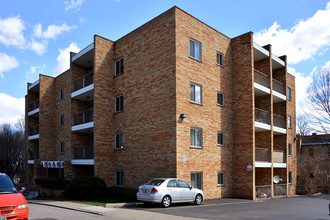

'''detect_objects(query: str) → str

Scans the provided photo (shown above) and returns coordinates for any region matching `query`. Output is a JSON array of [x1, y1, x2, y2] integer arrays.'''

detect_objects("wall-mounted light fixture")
[[180, 113, 187, 119]]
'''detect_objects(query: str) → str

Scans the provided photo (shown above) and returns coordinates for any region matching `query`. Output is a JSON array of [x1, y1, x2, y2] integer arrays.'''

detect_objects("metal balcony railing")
[[256, 185, 271, 198], [255, 108, 270, 124], [29, 126, 39, 136], [73, 108, 93, 125], [274, 114, 286, 128], [255, 148, 270, 162], [273, 150, 286, 163], [254, 70, 270, 88], [73, 146, 94, 159], [29, 100, 39, 111], [273, 79, 285, 95], [29, 150, 39, 160], [274, 183, 287, 197], [73, 72, 94, 92]]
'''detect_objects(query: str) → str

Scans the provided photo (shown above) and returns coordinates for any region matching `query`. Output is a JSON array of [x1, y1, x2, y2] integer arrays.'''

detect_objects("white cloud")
[[65, 0, 85, 12], [0, 53, 19, 79], [33, 23, 77, 40], [0, 93, 25, 125], [29, 39, 48, 55], [55, 42, 80, 75], [0, 16, 26, 48], [254, 2, 330, 64]]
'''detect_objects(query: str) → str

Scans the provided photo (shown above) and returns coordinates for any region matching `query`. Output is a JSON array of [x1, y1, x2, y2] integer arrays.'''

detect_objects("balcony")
[[28, 126, 39, 140], [72, 108, 94, 132], [71, 72, 94, 101], [255, 108, 271, 131], [272, 79, 286, 102], [28, 79, 40, 92], [254, 70, 270, 96], [71, 146, 94, 165], [72, 43, 94, 67], [273, 114, 287, 134], [256, 185, 271, 199], [274, 150, 286, 167], [28, 100, 39, 117], [28, 150, 39, 164], [255, 148, 271, 168], [274, 184, 287, 197]]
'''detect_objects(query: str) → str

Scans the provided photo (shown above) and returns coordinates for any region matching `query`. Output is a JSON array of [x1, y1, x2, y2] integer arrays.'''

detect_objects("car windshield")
[[145, 179, 165, 186], [0, 175, 18, 193]]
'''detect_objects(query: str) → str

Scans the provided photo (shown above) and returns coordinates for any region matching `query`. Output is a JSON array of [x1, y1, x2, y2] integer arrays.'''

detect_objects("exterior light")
[[180, 113, 187, 119]]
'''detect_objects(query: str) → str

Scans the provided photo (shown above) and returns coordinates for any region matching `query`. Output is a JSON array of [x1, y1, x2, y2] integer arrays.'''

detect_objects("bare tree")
[[296, 114, 312, 136]]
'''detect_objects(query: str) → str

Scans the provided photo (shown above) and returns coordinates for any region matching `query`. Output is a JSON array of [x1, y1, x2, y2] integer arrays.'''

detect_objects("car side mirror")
[[20, 187, 26, 193], [189, 185, 192, 190]]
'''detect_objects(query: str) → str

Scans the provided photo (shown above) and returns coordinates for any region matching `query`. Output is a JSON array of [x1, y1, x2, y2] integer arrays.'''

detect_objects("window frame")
[[60, 88, 64, 100], [217, 172, 224, 186], [190, 83, 202, 105], [190, 172, 203, 190], [60, 141, 64, 153], [60, 114, 64, 127], [288, 115, 292, 129], [115, 95, 124, 113], [190, 127, 203, 148], [287, 87, 291, 101], [288, 171, 292, 184], [288, 143, 292, 157], [115, 170, 124, 187], [115, 133, 124, 149], [115, 58, 124, 76], [216, 51, 224, 67], [217, 132, 225, 146], [217, 91, 224, 106], [189, 38, 201, 61]]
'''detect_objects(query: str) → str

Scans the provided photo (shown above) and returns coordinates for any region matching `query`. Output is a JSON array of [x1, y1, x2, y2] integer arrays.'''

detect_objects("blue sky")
[[1, 0, 330, 124]]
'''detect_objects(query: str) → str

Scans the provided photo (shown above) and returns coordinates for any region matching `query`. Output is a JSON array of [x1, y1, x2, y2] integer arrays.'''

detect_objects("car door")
[[166, 179, 181, 202], [178, 179, 194, 201]]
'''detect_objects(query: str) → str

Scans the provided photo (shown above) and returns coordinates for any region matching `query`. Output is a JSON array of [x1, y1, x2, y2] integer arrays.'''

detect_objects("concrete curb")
[[105, 202, 137, 208]]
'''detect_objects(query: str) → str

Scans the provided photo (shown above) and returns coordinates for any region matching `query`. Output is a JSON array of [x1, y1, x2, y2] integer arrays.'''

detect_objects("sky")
[[1, 0, 330, 125]]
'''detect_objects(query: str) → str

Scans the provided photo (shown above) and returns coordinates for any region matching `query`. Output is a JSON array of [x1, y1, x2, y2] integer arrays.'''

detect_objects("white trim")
[[253, 42, 269, 56], [71, 159, 94, 165], [71, 84, 94, 99], [272, 90, 286, 101], [28, 108, 39, 116], [255, 121, 271, 130], [273, 126, 287, 134], [28, 134, 39, 140], [255, 161, 271, 168], [272, 55, 285, 67], [28, 79, 40, 90], [28, 160, 34, 164], [72, 43, 94, 62], [273, 163, 287, 168], [254, 82, 271, 94], [71, 121, 94, 132]]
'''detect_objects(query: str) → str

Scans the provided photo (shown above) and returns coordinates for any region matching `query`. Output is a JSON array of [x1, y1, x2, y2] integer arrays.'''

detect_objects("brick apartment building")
[[25, 6, 296, 200]]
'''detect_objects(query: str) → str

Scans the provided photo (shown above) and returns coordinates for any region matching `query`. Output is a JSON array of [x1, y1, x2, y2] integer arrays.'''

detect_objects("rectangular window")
[[60, 114, 64, 126], [60, 88, 64, 100], [190, 83, 202, 104], [115, 58, 124, 76], [287, 87, 291, 101], [217, 92, 224, 106], [60, 141, 64, 153], [217, 132, 224, 146], [191, 172, 202, 189], [309, 148, 313, 157], [115, 171, 124, 187], [288, 115, 292, 129], [190, 127, 202, 147], [217, 172, 224, 186], [288, 143, 292, 156], [217, 52, 224, 67], [189, 39, 201, 61], [115, 134, 124, 149], [288, 171, 292, 184], [115, 95, 124, 112]]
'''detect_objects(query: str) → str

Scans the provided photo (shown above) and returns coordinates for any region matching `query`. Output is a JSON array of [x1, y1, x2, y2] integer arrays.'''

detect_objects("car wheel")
[[162, 195, 171, 208], [194, 194, 203, 205]]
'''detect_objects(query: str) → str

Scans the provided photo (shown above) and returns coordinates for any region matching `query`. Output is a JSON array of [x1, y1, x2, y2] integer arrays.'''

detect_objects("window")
[[217, 132, 224, 146], [189, 39, 201, 61], [60, 114, 64, 126], [309, 148, 313, 157], [115, 171, 124, 187], [217, 92, 224, 106], [115, 95, 124, 112], [167, 180, 178, 188], [177, 179, 190, 188], [288, 115, 292, 129], [288, 171, 292, 184], [60, 141, 64, 153], [287, 87, 291, 101], [60, 88, 64, 100], [218, 172, 224, 186], [191, 172, 202, 189], [217, 52, 224, 67], [190, 127, 202, 147], [288, 143, 292, 156], [190, 83, 202, 104], [115, 58, 124, 76], [115, 134, 124, 149]]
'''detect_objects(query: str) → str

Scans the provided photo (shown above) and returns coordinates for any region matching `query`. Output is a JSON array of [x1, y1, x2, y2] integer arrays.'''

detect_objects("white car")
[[136, 178, 204, 208]]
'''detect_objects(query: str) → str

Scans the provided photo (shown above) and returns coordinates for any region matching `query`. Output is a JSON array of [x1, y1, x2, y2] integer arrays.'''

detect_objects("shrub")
[[64, 176, 106, 200], [106, 187, 138, 202], [35, 178, 67, 190]]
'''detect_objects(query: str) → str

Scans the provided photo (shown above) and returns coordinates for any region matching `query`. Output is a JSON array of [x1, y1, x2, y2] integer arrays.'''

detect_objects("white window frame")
[[60, 141, 64, 153], [217, 91, 224, 106], [115, 58, 124, 76], [191, 172, 203, 190], [115, 170, 124, 187], [60, 88, 64, 100], [217, 132, 224, 146], [60, 114, 64, 126], [115, 133, 124, 149], [217, 172, 224, 186], [190, 127, 202, 148], [189, 39, 201, 61], [190, 83, 202, 105], [217, 51, 224, 67], [115, 95, 124, 113]]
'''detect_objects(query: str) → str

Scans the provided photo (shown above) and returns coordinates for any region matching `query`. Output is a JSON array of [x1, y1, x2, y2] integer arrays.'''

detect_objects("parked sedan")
[[137, 178, 204, 208]]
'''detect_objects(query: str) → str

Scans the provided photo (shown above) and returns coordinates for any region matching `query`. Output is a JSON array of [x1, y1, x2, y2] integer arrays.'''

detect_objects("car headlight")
[[18, 204, 28, 209]]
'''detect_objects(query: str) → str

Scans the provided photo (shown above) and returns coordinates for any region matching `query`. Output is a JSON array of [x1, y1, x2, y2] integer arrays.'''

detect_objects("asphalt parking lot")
[[131, 195, 330, 220]]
